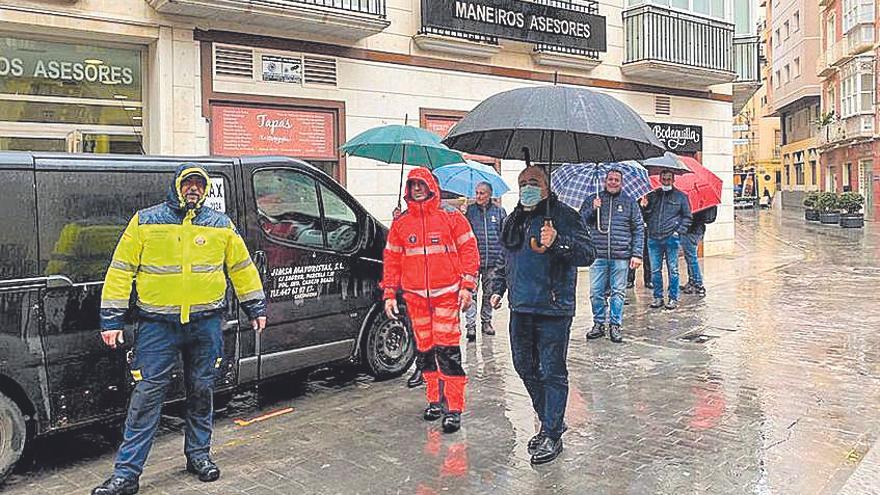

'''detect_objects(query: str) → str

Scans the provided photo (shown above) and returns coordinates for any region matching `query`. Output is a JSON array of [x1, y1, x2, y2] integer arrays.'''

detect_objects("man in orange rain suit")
[[382, 168, 480, 433]]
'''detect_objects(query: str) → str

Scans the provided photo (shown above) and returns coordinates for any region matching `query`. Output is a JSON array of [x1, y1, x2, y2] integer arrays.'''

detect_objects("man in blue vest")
[[464, 181, 507, 342]]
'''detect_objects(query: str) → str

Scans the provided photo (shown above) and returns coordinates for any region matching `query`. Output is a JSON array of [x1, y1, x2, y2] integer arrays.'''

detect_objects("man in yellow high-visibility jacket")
[[92, 165, 267, 495]]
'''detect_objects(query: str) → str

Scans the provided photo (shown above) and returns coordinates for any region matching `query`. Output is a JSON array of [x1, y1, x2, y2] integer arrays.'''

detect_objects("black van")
[[0, 152, 414, 481]]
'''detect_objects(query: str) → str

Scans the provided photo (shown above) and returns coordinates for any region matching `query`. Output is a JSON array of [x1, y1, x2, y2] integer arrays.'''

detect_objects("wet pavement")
[[4, 209, 880, 495]]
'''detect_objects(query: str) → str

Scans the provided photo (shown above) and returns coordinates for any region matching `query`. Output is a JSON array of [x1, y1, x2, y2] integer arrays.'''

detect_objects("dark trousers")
[[114, 315, 223, 480], [509, 311, 572, 440], [627, 235, 651, 285]]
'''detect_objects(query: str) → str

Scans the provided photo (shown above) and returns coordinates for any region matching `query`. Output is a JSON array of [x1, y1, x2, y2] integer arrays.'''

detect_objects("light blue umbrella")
[[551, 161, 652, 211], [433, 160, 510, 198]]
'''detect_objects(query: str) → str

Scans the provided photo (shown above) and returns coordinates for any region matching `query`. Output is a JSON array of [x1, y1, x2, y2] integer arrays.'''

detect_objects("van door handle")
[[46, 275, 74, 291]]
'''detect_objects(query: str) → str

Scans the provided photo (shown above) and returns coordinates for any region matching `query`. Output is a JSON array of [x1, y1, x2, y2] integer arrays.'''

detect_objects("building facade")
[[0, 0, 751, 255], [765, 0, 823, 197], [734, 82, 783, 198], [817, 0, 878, 220]]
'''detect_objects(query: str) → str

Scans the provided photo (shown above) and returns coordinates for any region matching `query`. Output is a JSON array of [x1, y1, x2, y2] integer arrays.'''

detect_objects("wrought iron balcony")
[[622, 5, 736, 88], [147, 0, 390, 40], [734, 35, 760, 83]]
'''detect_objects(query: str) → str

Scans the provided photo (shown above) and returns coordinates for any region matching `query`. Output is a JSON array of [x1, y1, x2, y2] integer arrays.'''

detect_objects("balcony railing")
[[622, 5, 735, 87], [817, 115, 875, 147], [148, 0, 389, 39], [734, 35, 760, 83]]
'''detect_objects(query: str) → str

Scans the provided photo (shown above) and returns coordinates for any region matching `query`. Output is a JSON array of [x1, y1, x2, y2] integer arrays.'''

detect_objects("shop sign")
[[212, 105, 336, 160], [648, 122, 703, 154], [0, 37, 142, 100], [261, 55, 302, 84], [422, 0, 606, 52]]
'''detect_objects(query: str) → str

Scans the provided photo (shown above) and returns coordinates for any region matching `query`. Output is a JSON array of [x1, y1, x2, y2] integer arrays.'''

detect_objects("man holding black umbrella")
[[489, 166, 594, 465]]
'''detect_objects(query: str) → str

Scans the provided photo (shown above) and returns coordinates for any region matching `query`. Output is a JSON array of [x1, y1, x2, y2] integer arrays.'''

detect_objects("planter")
[[819, 212, 841, 224], [839, 214, 864, 228], [804, 209, 820, 221]]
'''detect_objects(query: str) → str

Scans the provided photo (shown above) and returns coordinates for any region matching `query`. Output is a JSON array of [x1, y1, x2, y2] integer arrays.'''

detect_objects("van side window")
[[319, 183, 359, 252], [253, 169, 324, 248]]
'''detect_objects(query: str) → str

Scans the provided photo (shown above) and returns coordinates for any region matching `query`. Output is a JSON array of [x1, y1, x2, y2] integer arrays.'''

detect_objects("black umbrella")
[[443, 84, 666, 252]]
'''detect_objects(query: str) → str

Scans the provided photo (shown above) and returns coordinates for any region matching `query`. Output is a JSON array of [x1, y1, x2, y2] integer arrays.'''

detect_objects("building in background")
[[765, 0, 822, 199], [734, 82, 782, 199], [817, 0, 878, 220], [0, 0, 759, 254]]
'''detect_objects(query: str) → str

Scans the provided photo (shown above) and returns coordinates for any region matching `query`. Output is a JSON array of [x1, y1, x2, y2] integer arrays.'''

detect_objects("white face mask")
[[661, 185, 673, 192]]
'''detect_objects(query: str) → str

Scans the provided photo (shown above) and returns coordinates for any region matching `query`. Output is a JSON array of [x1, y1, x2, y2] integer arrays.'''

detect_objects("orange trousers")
[[403, 292, 467, 412]]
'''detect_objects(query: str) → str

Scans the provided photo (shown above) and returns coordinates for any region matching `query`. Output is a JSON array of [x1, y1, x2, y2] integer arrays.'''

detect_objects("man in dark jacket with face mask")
[[489, 166, 594, 465], [644, 170, 692, 310]]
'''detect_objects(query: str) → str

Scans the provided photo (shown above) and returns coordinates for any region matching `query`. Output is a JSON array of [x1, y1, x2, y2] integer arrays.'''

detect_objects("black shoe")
[[423, 403, 443, 421], [527, 432, 546, 455], [609, 325, 623, 343], [645, 282, 654, 289], [626, 280, 635, 289], [481, 322, 495, 335], [649, 298, 664, 309], [530, 436, 563, 465], [695, 285, 706, 297], [92, 477, 139, 495], [681, 282, 695, 294], [586, 323, 605, 340], [465, 327, 476, 343], [665, 299, 679, 310], [407, 368, 424, 388], [442, 412, 461, 433], [623, 296, 630, 306], [186, 457, 221, 482]]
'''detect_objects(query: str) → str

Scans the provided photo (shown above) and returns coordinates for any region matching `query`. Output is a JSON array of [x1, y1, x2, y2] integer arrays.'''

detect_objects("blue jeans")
[[680, 232, 703, 287], [509, 312, 572, 441], [647, 234, 681, 301], [589, 258, 629, 326], [114, 315, 223, 480]]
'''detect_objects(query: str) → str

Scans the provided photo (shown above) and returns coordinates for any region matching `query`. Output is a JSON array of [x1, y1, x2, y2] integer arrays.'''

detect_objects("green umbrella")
[[340, 124, 465, 208]]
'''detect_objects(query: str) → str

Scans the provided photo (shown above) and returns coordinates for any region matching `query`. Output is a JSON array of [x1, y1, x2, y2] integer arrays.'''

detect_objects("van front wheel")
[[363, 311, 415, 380], [0, 393, 26, 484]]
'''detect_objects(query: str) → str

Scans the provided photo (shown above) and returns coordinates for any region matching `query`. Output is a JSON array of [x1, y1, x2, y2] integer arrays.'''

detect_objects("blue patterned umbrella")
[[433, 160, 510, 198], [551, 162, 652, 211]]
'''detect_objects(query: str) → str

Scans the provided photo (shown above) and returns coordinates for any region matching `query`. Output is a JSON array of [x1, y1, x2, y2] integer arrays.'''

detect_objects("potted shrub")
[[838, 192, 865, 228], [817, 192, 841, 224], [803, 191, 820, 221]]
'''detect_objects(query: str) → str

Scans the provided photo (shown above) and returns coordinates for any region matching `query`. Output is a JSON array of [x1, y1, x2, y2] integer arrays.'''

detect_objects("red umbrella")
[[649, 156, 722, 213]]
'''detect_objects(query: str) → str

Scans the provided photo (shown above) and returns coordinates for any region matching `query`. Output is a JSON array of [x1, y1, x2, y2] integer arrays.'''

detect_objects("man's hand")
[[458, 289, 473, 311], [384, 298, 399, 320], [540, 224, 558, 248], [100, 330, 124, 349], [639, 196, 648, 207], [490, 294, 502, 309], [630, 257, 642, 270], [251, 316, 267, 333], [592, 197, 602, 209]]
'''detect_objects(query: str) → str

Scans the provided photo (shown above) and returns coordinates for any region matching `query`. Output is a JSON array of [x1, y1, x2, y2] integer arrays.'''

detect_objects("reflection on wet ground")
[[5, 210, 880, 494]]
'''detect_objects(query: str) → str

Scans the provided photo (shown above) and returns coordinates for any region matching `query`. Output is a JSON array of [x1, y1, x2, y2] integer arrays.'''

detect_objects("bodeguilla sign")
[[647, 122, 703, 154], [422, 0, 607, 52]]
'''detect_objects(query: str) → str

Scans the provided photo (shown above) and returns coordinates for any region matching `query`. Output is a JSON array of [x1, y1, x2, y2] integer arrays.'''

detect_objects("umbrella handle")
[[529, 218, 553, 254]]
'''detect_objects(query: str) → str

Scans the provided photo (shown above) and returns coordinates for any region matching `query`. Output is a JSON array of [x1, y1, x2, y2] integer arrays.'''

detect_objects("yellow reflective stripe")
[[101, 299, 130, 309], [228, 258, 253, 273], [192, 264, 224, 273], [412, 316, 432, 327], [130, 369, 143, 381], [404, 283, 460, 298], [110, 260, 138, 273], [140, 265, 183, 274], [137, 301, 180, 314], [385, 243, 404, 253], [191, 298, 225, 313], [434, 307, 459, 318], [239, 289, 265, 302], [455, 231, 475, 246]]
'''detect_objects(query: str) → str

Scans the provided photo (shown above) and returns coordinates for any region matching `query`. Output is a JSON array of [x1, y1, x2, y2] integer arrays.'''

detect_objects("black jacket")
[[644, 188, 693, 240], [491, 195, 594, 316], [580, 191, 645, 260]]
